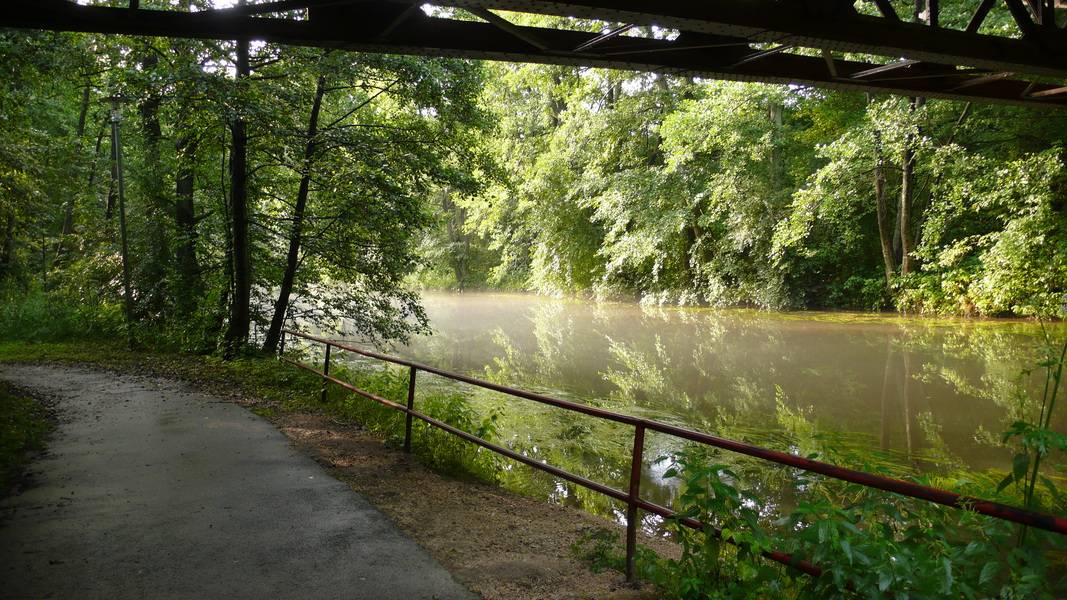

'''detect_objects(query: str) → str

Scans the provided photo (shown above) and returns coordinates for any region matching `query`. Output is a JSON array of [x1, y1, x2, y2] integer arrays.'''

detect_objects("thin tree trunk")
[[224, 30, 252, 358], [899, 112, 917, 276], [873, 125, 896, 284], [139, 52, 169, 316], [0, 212, 14, 279], [54, 84, 91, 266], [106, 120, 119, 221], [173, 5, 203, 319], [206, 139, 232, 350], [175, 132, 201, 316], [263, 73, 327, 353], [109, 102, 135, 340], [88, 124, 105, 215]]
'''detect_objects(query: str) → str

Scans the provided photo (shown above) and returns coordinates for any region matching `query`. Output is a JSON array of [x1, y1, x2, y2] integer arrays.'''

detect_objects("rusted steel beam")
[[441, 0, 1067, 78], [404, 366, 416, 453], [625, 424, 646, 583], [1003, 0, 1040, 38], [3, 2, 1067, 108], [966, 0, 997, 32]]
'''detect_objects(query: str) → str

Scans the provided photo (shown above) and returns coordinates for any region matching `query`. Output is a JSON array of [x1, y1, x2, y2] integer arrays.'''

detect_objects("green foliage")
[[639, 453, 783, 599], [314, 360, 503, 480], [418, 65, 1067, 315], [0, 283, 123, 342], [0, 28, 493, 353], [615, 445, 1066, 600], [571, 527, 626, 574]]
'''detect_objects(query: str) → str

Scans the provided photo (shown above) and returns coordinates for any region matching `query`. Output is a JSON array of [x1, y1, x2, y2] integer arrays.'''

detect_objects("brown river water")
[[321, 292, 1066, 515]]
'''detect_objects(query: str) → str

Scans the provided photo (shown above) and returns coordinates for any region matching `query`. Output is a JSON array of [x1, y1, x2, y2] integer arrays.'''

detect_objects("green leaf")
[[878, 570, 892, 592], [1012, 452, 1030, 482], [941, 557, 954, 593], [979, 562, 998, 586], [997, 472, 1015, 493], [1040, 476, 1062, 502], [840, 539, 852, 564]]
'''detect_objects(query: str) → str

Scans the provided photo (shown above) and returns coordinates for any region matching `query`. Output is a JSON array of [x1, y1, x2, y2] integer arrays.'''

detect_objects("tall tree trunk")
[[54, 84, 91, 266], [899, 107, 918, 277], [872, 123, 896, 284], [175, 131, 201, 316], [139, 52, 170, 316], [88, 124, 105, 217], [0, 211, 14, 280], [263, 74, 327, 353], [206, 140, 232, 350], [173, 4, 203, 319], [109, 101, 135, 339], [224, 30, 252, 358], [106, 122, 118, 221]]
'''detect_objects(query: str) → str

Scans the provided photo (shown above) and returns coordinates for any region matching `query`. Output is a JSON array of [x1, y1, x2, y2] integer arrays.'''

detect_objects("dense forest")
[[417, 16, 1067, 317], [420, 64, 1067, 318], [1, 4, 1066, 359]]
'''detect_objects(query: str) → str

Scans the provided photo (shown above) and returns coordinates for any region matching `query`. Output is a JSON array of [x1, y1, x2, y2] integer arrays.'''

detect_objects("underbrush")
[[0, 284, 123, 342], [316, 362, 504, 480]]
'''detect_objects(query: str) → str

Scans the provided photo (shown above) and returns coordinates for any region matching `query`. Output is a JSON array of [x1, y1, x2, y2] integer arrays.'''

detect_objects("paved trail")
[[0, 364, 475, 600]]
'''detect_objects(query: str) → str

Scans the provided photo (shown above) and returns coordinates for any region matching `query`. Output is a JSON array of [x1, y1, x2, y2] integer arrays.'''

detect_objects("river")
[[321, 292, 1066, 517]]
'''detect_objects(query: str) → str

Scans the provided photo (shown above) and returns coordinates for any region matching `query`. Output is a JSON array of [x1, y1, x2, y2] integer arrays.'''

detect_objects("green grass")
[[0, 382, 52, 493]]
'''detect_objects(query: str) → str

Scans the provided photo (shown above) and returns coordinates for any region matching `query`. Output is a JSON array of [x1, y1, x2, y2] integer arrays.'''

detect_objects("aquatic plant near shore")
[[996, 325, 1067, 545]]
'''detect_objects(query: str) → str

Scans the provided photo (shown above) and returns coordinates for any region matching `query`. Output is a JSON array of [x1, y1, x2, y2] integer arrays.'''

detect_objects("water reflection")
[[333, 292, 1065, 513]]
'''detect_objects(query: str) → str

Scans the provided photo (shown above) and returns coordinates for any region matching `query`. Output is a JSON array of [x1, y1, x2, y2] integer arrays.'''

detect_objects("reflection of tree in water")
[[602, 334, 677, 409], [407, 294, 1067, 519]]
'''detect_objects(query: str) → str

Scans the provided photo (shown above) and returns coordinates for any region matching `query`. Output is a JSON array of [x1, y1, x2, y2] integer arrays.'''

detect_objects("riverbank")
[[0, 341, 659, 600]]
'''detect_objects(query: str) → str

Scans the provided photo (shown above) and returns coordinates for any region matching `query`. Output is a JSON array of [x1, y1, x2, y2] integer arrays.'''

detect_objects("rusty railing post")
[[404, 366, 417, 452], [321, 343, 331, 403], [625, 423, 646, 583]]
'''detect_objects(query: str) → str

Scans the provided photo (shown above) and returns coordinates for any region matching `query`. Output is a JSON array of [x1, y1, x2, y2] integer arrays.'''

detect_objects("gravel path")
[[0, 364, 475, 600]]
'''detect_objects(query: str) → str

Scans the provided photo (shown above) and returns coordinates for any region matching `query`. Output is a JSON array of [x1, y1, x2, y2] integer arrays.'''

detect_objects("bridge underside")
[[5, 0, 1067, 108]]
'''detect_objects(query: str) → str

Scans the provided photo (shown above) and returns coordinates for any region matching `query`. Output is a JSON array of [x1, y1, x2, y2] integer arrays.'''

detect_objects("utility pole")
[[107, 95, 134, 345]]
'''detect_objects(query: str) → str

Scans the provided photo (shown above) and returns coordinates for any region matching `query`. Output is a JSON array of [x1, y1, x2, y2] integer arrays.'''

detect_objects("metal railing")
[[280, 329, 1067, 581]]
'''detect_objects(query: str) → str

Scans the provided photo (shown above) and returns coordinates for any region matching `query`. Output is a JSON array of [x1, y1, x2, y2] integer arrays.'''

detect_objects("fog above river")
[[392, 294, 1065, 467], [319, 292, 1066, 509]]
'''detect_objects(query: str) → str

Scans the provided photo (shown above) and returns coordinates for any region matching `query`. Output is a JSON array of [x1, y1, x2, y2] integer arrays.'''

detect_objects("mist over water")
[[331, 292, 1066, 511]]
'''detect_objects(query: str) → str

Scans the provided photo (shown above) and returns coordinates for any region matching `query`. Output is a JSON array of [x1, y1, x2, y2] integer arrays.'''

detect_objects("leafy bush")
[[0, 283, 123, 342]]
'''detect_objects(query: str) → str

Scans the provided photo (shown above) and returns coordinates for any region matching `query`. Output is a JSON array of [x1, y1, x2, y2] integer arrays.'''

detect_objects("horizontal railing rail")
[[280, 328, 1067, 582]]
